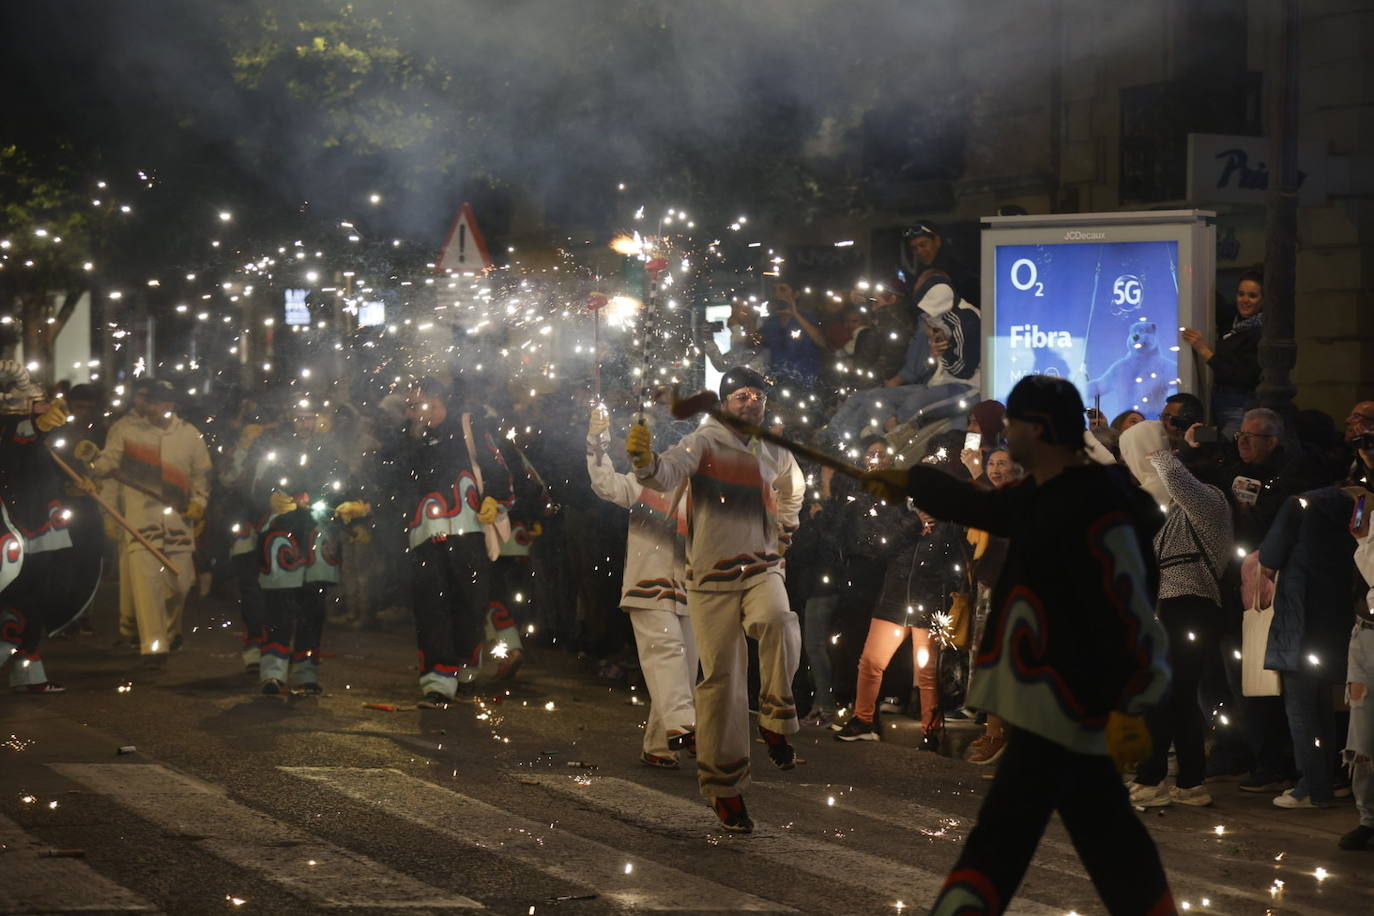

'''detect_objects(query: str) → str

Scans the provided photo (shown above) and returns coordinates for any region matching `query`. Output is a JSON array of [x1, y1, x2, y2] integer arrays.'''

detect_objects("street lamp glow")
[[218, 211, 232, 222], [305, 271, 320, 283]]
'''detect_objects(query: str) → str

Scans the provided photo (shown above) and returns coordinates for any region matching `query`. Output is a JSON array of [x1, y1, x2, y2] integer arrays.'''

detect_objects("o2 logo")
[[1112, 274, 1143, 315], [1009, 258, 1044, 297]]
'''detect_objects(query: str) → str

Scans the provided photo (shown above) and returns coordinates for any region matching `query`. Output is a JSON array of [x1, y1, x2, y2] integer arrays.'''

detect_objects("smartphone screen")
[[964, 432, 981, 452], [1356, 495, 1367, 530]]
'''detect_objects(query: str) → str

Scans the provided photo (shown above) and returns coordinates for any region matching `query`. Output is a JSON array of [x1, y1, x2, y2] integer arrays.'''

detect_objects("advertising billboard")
[[981, 211, 1214, 422]]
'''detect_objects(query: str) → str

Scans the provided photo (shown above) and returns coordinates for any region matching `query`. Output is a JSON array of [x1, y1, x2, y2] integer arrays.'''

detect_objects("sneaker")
[[1337, 824, 1374, 850], [13, 682, 66, 694], [710, 795, 753, 833], [417, 691, 451, 709], [261, 679, 286, 696], [828, 707, 851, 732], [1170, 784, 1214, 807], [965, 733, 1006, 765], [758, 725, 795, 770], [919, 731, 941, 753], [1273, 789, 1333, 809], [800, 708, 831, 728], [292, 683, 323, 697], [1129, 782, 1172, 807], [1238, 771, 1293, 793], [1334, 782, 1353, 800], [834, 716, 879, 742], [640, 752, 679, 770]]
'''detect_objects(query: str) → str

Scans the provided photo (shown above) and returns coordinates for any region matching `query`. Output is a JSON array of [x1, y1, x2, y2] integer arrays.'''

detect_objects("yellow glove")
[[587, 407, 610, 439], [529, 522, 544, 539], [1105, 711, 1152, 774], [237, 423, 266, 452], [347, 525, 372, 544], [74, 439, 101, 464], [334, 500, 371, 523], [35, 398, 69, 432], [860, 468, 909, 504], [73, 475, 99, 496], [477, 496, 500, 525], [270, 491, 298, 516], [183, 499, 206, 522], [626, 422, 653, 469]]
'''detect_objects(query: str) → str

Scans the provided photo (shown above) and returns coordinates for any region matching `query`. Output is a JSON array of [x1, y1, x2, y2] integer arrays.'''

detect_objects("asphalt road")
[[3, 598, 1371, 915]]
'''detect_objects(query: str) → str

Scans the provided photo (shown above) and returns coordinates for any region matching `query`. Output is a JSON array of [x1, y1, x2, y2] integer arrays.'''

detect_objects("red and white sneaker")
[[13, 682, 66, 694], [640, 752, 680, 770]]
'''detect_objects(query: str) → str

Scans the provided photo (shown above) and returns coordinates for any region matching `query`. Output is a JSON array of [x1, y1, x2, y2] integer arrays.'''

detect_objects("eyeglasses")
[[727, 391, 765, 404], [1234, 432, 1276, 443]]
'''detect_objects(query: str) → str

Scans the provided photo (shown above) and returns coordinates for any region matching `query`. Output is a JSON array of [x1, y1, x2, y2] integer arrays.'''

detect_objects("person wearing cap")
[[588, 405, 698, 768], [849, 277, 918, 388], [77, 379, 210, 666], [902, 221, 979, 308], [401, 376, 513, 708], [862, 374, 1176, 916], [625, 367, 804, 833], [241, 397, 366, 695]]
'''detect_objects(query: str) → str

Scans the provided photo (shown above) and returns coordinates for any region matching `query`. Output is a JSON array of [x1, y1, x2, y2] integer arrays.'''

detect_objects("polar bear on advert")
[[1085, 320, 1176, 418]]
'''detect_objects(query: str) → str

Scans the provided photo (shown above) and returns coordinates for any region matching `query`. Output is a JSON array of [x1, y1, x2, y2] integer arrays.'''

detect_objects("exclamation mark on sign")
[[458, 224, 467, 264]]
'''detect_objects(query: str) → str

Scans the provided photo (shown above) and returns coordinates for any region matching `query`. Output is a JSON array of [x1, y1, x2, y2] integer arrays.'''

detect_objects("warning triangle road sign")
[[436, 202, 493, 272]]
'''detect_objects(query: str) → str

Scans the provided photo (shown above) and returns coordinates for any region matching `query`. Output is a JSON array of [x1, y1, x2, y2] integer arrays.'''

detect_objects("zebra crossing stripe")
[[0, 812, 156, 913], [49, 764, 480, 910], [283, 766, 791, 912], [520, 773, 1066, 915]]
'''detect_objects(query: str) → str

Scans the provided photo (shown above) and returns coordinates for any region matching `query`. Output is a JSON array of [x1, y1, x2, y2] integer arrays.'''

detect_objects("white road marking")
[[49, 763, 480, 909], [0, 813, 156, 913], [283, 766, 790, 912], [523, 773, 1066, 915]]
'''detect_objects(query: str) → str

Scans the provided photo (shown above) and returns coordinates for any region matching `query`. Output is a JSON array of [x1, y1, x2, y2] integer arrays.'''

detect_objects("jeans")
[[802, 594, 838, 709], [826, 382, 977, 444], [1136, 596, 1220, 790], [1282, 667, 1341, 803], [930, 728, 1175, 916], [1219, 631, 1294, 779], [1345, 622, 1374, 826]]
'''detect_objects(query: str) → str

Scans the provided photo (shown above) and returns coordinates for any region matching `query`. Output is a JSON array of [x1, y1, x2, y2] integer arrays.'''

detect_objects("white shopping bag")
[[1241, 561, 1281, 698]]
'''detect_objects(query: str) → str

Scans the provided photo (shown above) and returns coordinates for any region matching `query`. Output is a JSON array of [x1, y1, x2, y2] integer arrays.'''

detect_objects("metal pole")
[[1257, 0, 1300, 429]]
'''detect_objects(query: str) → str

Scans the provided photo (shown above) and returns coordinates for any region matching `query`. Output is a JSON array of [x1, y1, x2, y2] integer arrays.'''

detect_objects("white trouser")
[[629, 607, 698, 759], [119, 547, 194, 655], [688, 574, 800, 798], [1346, 622, 1374, 828]]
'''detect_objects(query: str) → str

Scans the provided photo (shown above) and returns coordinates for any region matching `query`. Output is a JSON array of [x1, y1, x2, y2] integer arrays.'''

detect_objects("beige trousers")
[[688, 574, 800, 798], [118, 547, 194, 655]]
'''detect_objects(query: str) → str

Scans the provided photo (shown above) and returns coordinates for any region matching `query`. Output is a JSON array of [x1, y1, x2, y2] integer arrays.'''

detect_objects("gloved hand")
[[860, 468, 908, 504], [183, 499, 206, 522], [477, 496, 501, 525], [74, 439, 100, 464], [334, 500, 371, 523], [587, 407, 610, 440], [35, 398, 69, 432], [529, 522, 544, 539], [237, 423, 266, 452], [270, 491, 298, 516], [1105, 711, 1152, 774], [73, 475, 99, 495], [625, 422, 653, 469]]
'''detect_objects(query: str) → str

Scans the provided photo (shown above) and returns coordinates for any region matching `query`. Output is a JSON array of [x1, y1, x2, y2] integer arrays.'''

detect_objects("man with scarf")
[[626, 367, 804, 833]]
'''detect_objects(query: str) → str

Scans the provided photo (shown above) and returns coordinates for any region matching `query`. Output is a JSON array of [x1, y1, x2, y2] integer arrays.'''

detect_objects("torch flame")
[[610, 233, 644, 257]]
